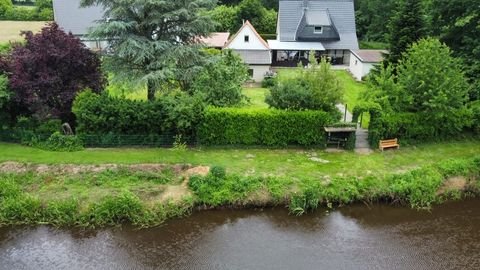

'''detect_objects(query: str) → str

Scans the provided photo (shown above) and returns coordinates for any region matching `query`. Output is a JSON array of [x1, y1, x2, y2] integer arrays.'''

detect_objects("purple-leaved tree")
[[0, 22, 105, 123]]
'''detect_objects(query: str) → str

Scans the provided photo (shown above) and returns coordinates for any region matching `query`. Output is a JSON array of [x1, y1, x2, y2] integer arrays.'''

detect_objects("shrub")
[[82, 192, 148, 227], [261, 75, 276, 88], [1, 23, 105, 123], [41, 132, 84, 152], [471, 101, 480, 134], [198, 107, 339, 146], [72, 90, 205, 141], [0, 0, 13, 18], [192, 50, 248, 107], [266, 56, 343, 112]]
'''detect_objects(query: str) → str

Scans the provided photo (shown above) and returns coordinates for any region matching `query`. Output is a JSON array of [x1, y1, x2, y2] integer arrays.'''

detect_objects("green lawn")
[[243, 87, 269, 108], [1, 141, 479, 180]]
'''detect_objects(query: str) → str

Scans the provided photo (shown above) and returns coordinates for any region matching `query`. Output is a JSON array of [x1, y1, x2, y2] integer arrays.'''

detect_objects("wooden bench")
[[379, 138, 400, 151]]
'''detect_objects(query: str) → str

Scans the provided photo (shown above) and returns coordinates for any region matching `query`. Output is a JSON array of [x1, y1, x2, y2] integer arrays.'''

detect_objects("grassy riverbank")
[[1, 140, 480, 179], [0, 142, 479, 227], [0, 155, 478, 227]]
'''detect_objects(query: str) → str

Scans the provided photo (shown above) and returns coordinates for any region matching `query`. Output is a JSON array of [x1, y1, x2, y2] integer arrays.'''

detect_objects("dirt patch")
[[159, 185, 192, 203], [0, 162, 195, 175], [437, 176, 468, 195], [184, 166, 210, 177]]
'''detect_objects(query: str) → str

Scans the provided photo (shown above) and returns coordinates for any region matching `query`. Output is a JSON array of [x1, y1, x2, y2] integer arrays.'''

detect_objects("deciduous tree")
[[0, 23, 105, 122]]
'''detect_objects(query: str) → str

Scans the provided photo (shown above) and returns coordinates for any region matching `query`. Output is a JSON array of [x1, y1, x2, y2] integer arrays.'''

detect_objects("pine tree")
[[386, 0, 425, 66], [81, 0, 216, 101]]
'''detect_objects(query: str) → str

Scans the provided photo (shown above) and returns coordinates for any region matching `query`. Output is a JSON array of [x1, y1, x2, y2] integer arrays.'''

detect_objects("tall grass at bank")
[[0, 157, 479, 227], [189, 157, 480, 215]]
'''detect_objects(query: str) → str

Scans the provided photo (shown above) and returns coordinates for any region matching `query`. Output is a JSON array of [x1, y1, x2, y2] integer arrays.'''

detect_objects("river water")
[[0, 199, 479, 270]]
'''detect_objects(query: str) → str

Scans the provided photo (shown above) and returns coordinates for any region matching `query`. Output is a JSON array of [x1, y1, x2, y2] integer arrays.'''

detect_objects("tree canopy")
[[431, 0, 480, 100], [81, 0, 216, 101], [366, 38, 471, 136], [0, 23, 105, 122], [386, 0, 425, 65]]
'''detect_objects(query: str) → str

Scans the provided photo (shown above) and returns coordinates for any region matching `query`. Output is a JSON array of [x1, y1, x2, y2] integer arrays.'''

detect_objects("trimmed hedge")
[[198, 107, 339, 146], [72, 90, 205, 141]]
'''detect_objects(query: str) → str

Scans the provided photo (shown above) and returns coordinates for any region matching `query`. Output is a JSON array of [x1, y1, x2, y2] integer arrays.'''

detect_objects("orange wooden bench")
[[379, 138, 400, 151]]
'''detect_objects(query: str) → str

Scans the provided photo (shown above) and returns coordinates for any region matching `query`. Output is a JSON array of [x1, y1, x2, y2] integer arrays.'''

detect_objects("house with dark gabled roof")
[[268, 0, 359, 67]]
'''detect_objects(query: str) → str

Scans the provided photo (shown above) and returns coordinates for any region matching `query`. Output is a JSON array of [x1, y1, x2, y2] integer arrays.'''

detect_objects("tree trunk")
[[147, 80, 155, 101]]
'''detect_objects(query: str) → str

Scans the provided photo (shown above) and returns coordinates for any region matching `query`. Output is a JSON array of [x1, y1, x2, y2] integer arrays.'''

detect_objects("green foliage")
[[386, 0, 425, 65], [189, 168, 261, 206], [237, 0, 277, 34], [0, 74, 9, 111], [72, 90, 205, 139], [82, 192, 147, 226], [366, 38, 472, 143], [40, 132, 84, 152], [261, 75, 276, 88], [0, 0, 13, 17], [431, 0, 480, 100], [208, 5, 239, 32], [355, 0, 395, 42], [471, 101, 480, 134], [266, 56, 343, 112], [1, 4, 53, 20], [192, 50, 249, 107], [81, 0, 216, 100], [210, 0, 277, 34], [388, 167, 443, 209], [199, 107, 339, 146]]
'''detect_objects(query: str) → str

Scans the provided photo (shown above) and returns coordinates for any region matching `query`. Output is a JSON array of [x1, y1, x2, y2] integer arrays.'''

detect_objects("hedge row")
[[72, 90, 205, 139], [1, 6, 53, 21], [368, 109, 477, 147], [198, 108, 340, 146]]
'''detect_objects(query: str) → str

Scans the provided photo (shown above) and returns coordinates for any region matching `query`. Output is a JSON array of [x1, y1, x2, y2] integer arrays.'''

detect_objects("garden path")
[[336, 104, 372, 154]]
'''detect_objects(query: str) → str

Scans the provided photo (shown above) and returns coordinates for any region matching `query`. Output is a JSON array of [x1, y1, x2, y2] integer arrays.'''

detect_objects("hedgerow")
[[198, 107, 340, 146]]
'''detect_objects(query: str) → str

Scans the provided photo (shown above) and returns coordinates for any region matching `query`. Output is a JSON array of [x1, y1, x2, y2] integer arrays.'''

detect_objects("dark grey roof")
[[53, 0, 103, 36], [278, 0, 358, 49], [305, 10, 331, 26]]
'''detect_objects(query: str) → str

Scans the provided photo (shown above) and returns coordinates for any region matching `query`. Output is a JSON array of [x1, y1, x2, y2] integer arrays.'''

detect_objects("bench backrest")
[[380, 139, 398, 145]]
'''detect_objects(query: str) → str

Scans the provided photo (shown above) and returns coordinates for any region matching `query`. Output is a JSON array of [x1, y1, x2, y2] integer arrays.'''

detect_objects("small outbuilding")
[[348, 50, 386, 81]]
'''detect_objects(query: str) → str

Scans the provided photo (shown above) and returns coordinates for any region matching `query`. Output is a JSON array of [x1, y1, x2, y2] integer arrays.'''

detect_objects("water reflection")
[[0, 200, 479, 270]]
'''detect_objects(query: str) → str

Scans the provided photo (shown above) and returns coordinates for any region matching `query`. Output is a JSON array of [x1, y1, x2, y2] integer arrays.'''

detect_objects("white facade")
[[349, 53, 377, 81], [226, 24, 270, 51], [249, 65, 271, 82], [225, 21, 271, 82]]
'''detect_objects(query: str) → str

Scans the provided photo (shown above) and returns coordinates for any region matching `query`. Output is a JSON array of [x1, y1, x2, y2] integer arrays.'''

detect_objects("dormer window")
[[314, 26, 323, 34], [244, 35, 250, 42]]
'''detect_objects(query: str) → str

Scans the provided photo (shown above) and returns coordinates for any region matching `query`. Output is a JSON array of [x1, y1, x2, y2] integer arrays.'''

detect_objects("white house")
[[349, 50, 386, 81], [224, 21, 272, 82]]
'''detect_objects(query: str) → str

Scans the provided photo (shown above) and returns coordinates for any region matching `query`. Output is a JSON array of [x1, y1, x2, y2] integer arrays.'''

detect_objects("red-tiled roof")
[[198, 32, 230, 48]]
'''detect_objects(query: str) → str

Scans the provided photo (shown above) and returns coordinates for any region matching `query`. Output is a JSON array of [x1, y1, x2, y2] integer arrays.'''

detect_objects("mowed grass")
[[1, 140, 479, 180], [0, 21, 48, 43], [243, 87, 269, 108]]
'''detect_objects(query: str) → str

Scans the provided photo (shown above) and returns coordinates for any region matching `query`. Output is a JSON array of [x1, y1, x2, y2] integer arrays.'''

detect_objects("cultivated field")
[[0, 21, 49, 42]]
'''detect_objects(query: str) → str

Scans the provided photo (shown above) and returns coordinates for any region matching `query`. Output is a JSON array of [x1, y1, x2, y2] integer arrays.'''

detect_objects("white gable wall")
[[226, 25, 269, 50], [349, 54, 377, 81]]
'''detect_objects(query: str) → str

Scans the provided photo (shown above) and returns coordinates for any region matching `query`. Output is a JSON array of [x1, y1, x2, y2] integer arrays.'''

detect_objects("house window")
[[244, 35, 250, 42], [314, 26, 323, 34], [248, 69, 254, 78]]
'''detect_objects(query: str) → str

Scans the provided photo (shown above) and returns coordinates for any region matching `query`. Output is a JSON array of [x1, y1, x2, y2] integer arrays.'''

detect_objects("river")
[[0, 199, 479, 270]]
